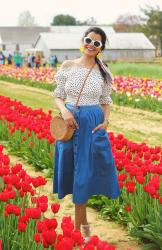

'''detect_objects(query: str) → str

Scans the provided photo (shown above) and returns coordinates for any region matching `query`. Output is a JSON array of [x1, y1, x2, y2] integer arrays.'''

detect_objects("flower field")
[[113, 76, 162, 100], [0, 94, 162, 249], [0, 65, 161, 113], [0, 65, 56, 84], [112, 75, 162, 113], [0, 144, 116, 250]]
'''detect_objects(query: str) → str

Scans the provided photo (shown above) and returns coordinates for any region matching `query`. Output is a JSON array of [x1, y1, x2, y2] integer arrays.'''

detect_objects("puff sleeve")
[[53, 65, 67, 100]]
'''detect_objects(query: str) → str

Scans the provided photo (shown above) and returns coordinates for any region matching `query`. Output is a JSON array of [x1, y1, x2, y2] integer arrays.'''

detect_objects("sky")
[[0, 0, 162, 26]]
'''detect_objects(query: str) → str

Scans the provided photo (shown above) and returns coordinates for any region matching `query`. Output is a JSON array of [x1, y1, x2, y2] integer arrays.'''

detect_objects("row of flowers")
[[0, 65, 162, 101], [112, 76, 162, 114], [0, 144, 116, 250], [113, 75, 162, 101], [0, 95, 54, 172], [0, 95, 162, 248], [0, 65, 56, 84]]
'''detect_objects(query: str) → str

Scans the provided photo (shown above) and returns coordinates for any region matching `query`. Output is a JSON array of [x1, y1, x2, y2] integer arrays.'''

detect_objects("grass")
[[0, 80, 161, 147], [0, 75, 54, 91], [108, 62, 162, 79], [0, 80, 55, 113]]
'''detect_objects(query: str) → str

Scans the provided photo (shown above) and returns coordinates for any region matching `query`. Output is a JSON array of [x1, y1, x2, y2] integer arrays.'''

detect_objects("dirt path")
[[7, 153, 143, 250], [110, 105, 162, 146]]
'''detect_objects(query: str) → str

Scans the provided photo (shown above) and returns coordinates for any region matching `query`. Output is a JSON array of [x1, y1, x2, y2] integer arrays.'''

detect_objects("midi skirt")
[[53, 103, 121, 204]]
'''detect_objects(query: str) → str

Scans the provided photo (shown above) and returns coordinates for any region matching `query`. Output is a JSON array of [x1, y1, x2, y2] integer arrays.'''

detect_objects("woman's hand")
[[92, 121, 108, 133], [61, 109, 79, 129]]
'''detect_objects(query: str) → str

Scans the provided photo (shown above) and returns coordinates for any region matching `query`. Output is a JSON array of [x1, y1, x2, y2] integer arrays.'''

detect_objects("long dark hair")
[[82, 26, 109, 82]]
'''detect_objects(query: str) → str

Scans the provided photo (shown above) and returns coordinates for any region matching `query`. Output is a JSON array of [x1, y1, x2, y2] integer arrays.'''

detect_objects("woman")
[[53, 26, 121, 241], [35, 54, 41, 68], [0, 51, 5, 65]]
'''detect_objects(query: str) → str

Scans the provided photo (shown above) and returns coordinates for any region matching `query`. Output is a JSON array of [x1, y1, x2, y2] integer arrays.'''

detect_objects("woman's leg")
[[75, 202, 91, 238], [75, 203, 87, 230], [82, 204, 88, 225]]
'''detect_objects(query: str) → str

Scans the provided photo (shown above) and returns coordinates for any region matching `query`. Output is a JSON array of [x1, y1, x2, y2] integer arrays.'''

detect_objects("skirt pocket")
[[92, 129, 110, 148], [92, 129, 112, 176]]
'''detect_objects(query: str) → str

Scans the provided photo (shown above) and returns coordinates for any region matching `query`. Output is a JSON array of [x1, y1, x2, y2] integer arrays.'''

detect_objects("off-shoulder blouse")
[[53, 64, 113, 106]]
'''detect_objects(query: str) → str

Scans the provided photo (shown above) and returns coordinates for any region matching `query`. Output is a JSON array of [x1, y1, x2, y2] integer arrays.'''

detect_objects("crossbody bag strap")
[[72, 62, 96, 115]]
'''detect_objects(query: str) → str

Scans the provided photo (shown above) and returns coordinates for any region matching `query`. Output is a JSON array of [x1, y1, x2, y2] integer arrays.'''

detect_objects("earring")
[[97, 51, 102, 59], [80, 47, 85, 53]]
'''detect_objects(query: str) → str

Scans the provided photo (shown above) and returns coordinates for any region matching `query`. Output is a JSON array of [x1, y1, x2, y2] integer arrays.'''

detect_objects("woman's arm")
[[54, 97, 67, 114], [54, 97, 79, 129], [92, 104, 111, 133], [101, 104, 111, 124]]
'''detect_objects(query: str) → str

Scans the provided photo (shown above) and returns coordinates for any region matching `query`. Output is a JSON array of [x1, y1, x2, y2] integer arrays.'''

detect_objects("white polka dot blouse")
[[53, 62, 113, 106]]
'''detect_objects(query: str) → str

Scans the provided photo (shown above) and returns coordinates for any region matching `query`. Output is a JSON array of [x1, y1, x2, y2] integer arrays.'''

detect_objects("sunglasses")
[[83, 36, 102, 48]]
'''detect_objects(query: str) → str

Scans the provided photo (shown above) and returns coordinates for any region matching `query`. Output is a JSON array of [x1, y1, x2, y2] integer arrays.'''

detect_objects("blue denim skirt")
[[53, 103, 121, 204]]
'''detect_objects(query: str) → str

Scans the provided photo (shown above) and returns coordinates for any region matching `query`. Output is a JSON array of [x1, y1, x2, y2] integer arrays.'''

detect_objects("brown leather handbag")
[[50, 63, 96, 141]]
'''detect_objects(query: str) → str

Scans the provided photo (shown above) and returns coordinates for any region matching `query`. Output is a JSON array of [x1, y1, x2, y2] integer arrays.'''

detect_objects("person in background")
[[50, 54, 58, 68], [13, 51, 22, 68], [0, 51, 5, 65], [27, 54, 33, 68], [7, 54, 13, 65], [19, 53, 23, 67], [35, 54, 41, 68], [31, 54, 35, 67], [41, 56, 46, 67]]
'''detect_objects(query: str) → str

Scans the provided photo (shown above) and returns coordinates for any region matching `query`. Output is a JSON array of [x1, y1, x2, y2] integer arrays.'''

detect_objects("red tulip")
[[0, 240, 2, 250], [124, 204, 132, 212], [34, 233, 41, 243], [71, 230, 84, 246], [44, 218, 58, 230], [42, 230, 57, 245], [17, 222, 26, 232], [25, 207, 41, 219], [51, 203, 60, 214]]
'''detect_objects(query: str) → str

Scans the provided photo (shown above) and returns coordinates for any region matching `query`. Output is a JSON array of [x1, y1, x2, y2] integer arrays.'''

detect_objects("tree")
[[51, 14, 77, 25], [140, 4, 162, 55], [84, 17, 97, 25], [76, 17, 97, 25], [113, 14, 143, 32], [17, 10, 37, 26]]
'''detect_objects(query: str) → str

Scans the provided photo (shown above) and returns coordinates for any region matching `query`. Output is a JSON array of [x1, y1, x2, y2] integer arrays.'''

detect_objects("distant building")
[[107, 33, 156, 61], [0, 26, 50, 56], [0, 26, 156, 61], [35, 32, 85, 61], [34, 25, 116, 62], [35, 31, 156, 62], [0, 35, 2, 49], [50, 25, 115, 34]]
